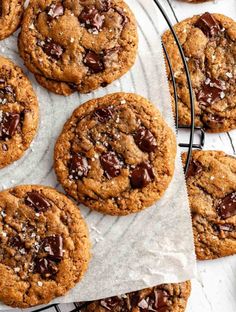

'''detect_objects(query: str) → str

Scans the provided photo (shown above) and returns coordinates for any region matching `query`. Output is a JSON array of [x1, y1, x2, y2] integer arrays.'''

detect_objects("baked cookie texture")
[[54, 93, 177, 216], [0, 56, 38, 169], [78, 281, 191, 312], [183, 150, 236, 260], [18, 0, 138, 95], [0, 185, 91, 308], [0, 0, 24, 40], [162, 13, 236, 133]]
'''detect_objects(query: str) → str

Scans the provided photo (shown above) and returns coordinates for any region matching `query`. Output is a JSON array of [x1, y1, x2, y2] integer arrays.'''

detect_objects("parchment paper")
[[0, 0, 196, 309]]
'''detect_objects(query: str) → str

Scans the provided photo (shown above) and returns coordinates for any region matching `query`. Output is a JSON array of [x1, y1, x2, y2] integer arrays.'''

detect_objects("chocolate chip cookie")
[[54, 93, 176, 215], [0, 185, 90, 308], [0, 56, 38, 169], [77, 281, 191, 312], [183, 150, 236, 260], [162, 13, 236, 133], [0, 1, 24, 40], [18, 0, 138, 95]]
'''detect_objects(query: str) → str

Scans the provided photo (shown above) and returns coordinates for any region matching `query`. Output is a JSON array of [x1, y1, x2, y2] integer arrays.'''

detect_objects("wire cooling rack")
[[26, 1, 205, 311]]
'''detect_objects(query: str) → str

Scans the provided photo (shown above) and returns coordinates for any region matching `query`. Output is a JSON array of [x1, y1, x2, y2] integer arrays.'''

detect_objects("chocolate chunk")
[[101, 82, 108, 88], [212, 223, 234, 232], [186, 160, 202, 179], [197, 78, 225, 106], [47, 4, 64, 19], [114, 7, 129, 26], [2, 143, 8, 151], [44, 42, 63, 60], [25, 192, 51, 212], [195, 12, 221, 37], [0, 112, 20, 140], [207, 114, 224, 124], [69, 153, 89, 180], [138, 289, 168, 312], [3, 85, 14, 95], [100, 151, 123, 179], [0, 85, 16, 104], [10, 236, 25, 249], [42, 235, 63, 261], [34, 257, 58, 278], [79, 6, 105, 31], [68, 82, 78, 91], [134, 127, 157, 153], [38, 39, 64, 60], [98, 0, 111, 12], [94, 106, 113, 122], [216, 192, 236, 219], [100, 297, 121, 310], [130, 162, 155, 189], [83, 50, 104, 73]]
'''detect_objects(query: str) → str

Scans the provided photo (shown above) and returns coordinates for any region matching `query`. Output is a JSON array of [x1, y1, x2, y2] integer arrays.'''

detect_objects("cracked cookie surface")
[[77, 281, 191, 312], [183, 150, 236, 260], [54, 93, 176, 215], [18, 0, 138, 95], [0, 0, 24, 40], [0, 185, 90, 308], [0, 56, 38, 169], [162, 13, 236, 133]]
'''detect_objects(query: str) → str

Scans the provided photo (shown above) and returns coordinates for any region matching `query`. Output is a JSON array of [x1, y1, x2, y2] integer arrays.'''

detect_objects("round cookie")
[[54, 93, 177, 216], [78, 281, 191, 312], [162, 13, 236, 133], [0, 56, 38, 169], [0, 185, 91, 308], [18, 0, 138, 95], [183, 150, 236, 260], [0, 1, 24, 40]]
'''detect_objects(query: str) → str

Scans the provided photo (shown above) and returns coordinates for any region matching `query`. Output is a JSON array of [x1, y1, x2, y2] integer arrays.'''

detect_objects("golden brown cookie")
[[0, 55, 38, 169], [162, 13, 236, 133], [78, 281, 191, 312], [0, 0, 24, 40], [183, 150, 236, 260], [18, 0, 138, 95], [54, 93, 177, 215], [35, 74, 76, 96], [0, 185, 91, 308]]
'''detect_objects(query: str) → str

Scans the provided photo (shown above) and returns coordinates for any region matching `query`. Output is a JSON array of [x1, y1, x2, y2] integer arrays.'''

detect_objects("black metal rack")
[[27, 1, 205, 311]]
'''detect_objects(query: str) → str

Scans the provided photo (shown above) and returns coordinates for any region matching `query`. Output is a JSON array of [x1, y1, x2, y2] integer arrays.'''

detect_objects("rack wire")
[[28, 1, 205, 311]]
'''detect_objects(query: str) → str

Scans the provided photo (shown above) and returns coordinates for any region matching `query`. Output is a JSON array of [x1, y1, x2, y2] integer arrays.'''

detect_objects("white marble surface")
[[159, 0, 236, 311]]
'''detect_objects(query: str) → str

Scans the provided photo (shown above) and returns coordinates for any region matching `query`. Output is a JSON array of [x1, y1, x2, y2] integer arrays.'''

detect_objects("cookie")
[[54, 93, 176, 216], [0, 185, 90, 308], [0, 56, 38, 169], [78, 281, 191, 312], [35, 74, 76, 96], [183, 150, 236, 260], [162, 13, 236, 133], [0, 1, 24, 40], [18, 0, 138, 95]]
